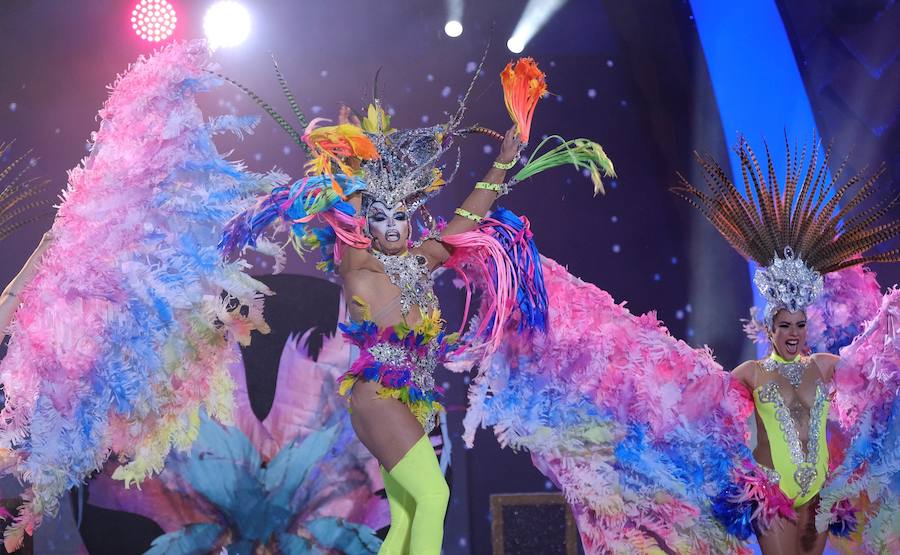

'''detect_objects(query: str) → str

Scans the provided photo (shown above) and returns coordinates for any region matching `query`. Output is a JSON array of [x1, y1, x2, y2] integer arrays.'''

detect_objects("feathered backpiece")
[[672, 135, 900, 326], [0, 142, 54, 241]]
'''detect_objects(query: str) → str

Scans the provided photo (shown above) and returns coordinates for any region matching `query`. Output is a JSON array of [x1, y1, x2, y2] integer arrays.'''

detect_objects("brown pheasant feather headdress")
[[0, 142, 54, 242], [672, 135, 900, 325]]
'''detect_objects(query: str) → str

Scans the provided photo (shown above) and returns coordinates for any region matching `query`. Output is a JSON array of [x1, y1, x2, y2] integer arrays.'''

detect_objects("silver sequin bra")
[[372, 250, 439, 317]]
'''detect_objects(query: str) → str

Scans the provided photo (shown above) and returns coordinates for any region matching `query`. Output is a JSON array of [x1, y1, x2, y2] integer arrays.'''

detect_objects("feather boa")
[[0, 40, 272, 549]]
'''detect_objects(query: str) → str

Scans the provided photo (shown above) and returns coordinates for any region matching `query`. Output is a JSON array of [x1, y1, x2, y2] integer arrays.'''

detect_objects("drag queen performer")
[[337, 125, 521, 555], [673, 137, 900, 554], [0, 38, 615, 552], [218, 54, 615, 553]]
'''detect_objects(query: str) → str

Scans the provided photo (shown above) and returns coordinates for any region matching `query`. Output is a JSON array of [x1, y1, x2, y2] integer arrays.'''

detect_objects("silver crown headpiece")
[[360, 123, 460, 214], [753, 246, 824, 327]]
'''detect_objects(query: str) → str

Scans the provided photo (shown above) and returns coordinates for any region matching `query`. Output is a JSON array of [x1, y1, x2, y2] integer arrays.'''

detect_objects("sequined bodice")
[[372, 250, 439, 317], [368, 339, 439, 396]]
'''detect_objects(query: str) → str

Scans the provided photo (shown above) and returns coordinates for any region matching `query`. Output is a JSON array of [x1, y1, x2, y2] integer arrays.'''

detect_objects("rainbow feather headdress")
[[217, 56, 487, 268], [218, 54, 616, 272], [673, 136, 900, 326]]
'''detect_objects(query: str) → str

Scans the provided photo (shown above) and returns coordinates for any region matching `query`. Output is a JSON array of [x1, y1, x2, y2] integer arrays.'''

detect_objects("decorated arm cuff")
[[454, 207, 484, 222], [492, 158, 517, 170], [475, 181, 511, 196]]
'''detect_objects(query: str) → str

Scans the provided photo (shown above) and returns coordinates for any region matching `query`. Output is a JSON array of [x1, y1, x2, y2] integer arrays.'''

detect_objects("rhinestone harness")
[[762, 356, 805, 388], [372, 250, 439, 317]]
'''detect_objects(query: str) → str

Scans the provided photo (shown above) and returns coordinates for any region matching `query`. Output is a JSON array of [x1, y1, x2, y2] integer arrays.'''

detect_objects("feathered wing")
[[449, 249, 757, 554], [818, 288, 900, 554], [0, 40, 273, 549]]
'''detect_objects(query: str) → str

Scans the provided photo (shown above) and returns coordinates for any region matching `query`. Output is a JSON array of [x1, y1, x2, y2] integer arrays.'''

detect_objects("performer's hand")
[[497, 125, 522, 165]]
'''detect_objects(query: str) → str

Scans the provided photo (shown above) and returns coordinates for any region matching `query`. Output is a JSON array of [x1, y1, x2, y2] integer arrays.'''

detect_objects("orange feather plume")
[[500, 57, 547, 144], [302, 119, 379, 196]]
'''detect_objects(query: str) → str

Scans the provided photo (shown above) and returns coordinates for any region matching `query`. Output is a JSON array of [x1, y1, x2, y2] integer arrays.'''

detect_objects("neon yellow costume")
[[753, 354, 829, 507]]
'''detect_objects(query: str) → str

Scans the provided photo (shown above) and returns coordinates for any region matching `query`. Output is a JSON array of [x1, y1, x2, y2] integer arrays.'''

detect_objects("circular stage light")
[[507, 37, 525, 53], [444, 20, 463, 37], [203, 1, 252, 49], [131, 0, 177, 43]]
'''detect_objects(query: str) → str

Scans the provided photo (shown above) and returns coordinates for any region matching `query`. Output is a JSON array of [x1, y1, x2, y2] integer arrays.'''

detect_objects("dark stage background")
[[1, 1, 898, 553]]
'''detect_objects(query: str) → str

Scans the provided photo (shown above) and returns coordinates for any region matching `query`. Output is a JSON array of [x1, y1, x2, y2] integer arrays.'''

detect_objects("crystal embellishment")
[[368, 338, 441, 433], [372, 250, 438, 317], [754, 246, 824, 326], [762, 356, 806, 387], [757, 380, 827, 499]]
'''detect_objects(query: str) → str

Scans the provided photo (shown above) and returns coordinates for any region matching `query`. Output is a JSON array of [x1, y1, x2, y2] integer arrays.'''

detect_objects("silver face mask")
[[365, 201, 411, 255]]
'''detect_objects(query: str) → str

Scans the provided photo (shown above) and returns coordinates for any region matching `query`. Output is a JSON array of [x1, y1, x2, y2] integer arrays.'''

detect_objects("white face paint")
[[366, 201, 410, 255]]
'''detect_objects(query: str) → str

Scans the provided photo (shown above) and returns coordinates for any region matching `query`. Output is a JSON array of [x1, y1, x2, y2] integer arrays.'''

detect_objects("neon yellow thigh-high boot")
[[387, 435, 449, 555], [379, 466, 413, 554]]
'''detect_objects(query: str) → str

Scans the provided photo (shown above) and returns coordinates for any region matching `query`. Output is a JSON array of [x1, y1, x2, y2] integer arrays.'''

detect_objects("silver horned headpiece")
[[673, 134, 900, 330], [360, 120, 459, 214]]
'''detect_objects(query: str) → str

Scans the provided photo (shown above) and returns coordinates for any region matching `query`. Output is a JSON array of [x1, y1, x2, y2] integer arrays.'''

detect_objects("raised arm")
[[0, 231, 53, 332], [415, 126, 521, 268]]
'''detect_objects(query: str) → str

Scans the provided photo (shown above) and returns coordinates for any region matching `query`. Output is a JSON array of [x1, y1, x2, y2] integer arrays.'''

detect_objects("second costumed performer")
[[674, 138, 900, 554]]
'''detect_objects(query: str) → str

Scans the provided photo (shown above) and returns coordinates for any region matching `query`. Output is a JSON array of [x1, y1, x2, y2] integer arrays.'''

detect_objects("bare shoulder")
[[730, 360, 759, 388], [809, 352, 839, 382], [338, 244, 379, 273]]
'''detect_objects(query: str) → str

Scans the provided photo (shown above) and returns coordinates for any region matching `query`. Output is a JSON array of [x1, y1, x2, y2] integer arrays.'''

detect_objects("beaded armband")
[[454, 208, 484, 222], [475, 181, 511, 196], [492, 159, 516, 170]]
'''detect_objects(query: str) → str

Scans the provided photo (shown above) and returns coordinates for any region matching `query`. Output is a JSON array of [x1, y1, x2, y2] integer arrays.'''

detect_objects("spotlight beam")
[[446, 0, 464, 23], [445, 0, 464, 37], [507, 0, 569, 52]]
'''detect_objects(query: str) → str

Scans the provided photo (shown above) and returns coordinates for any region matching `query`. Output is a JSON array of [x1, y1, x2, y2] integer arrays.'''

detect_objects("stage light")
[[445, 0, 464, 37], [203, 1, 252, 49], [131, 0, 177, 43], [444, 20, 463, 37], [507, 0, 568, 53]]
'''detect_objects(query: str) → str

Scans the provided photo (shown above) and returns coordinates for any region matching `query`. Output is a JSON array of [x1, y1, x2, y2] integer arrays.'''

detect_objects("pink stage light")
[[131, 0, 177, 42]]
